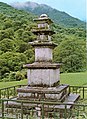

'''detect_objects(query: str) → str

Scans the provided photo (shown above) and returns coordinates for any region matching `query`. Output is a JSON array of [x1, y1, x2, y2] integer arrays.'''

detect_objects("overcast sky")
[[0, 0, 86, 21]]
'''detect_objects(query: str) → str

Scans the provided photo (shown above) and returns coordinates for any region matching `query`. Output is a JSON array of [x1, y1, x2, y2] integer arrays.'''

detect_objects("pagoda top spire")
[[40, 14, 48, 18], [33, 14, 53, 24]]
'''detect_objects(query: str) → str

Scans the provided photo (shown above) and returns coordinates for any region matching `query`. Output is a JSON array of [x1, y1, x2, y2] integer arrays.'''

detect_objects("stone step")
[[54, 93, 80, 109], [5, 98, 36, 109], [5, 93, 80, 116], [64, 93, 80, 103]]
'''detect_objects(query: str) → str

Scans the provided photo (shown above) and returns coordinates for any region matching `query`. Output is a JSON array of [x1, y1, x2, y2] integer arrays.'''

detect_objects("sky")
[[0, 0, 86, 21]]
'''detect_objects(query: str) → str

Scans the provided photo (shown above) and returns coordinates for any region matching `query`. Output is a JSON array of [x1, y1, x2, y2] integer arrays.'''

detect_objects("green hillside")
[[0, 2, 36, 81], [11, 1, 86, 28], [0, 2, 86, 82]]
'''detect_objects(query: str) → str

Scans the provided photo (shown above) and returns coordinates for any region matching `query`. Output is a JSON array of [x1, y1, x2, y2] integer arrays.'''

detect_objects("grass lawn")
[[0, 79, 27, 89], [0, 71, 87, 88], [60, 71, 87, 86]]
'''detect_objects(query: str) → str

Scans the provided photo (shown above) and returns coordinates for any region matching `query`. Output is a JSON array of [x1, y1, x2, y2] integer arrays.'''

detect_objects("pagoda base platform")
[[5, 84, 80, 118], [17, 84, 69, 102]]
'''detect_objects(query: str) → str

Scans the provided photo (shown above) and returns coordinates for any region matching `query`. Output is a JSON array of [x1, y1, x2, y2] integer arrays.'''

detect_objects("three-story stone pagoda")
[[17, 14, 64, 100], [7, 14, 80, 117]]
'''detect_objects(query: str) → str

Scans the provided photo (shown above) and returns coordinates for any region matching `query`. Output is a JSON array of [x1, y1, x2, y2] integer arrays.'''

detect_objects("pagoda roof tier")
[[23, 62, 61, 69], [32, 29, 55, 35], [33, 17, 53, 24], [30, 42, 57, 48]]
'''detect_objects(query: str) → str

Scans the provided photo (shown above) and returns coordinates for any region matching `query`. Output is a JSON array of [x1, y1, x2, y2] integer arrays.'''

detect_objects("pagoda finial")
[[40, 14, 48, 18]]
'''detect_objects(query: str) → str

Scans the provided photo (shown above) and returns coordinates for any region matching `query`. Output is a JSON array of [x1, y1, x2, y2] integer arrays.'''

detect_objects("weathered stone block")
[[35, 47, 52, 62], [27, 68, 60, 86]]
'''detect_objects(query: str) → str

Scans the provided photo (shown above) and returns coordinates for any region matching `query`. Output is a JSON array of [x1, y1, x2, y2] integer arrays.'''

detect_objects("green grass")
[[60, 71, 87, 86], [0, 71, 87, 88], [0, 79, 27, 89]]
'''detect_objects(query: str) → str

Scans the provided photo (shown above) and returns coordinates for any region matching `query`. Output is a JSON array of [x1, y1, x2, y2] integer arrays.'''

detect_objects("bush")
[[15, 71, 25, 81], [8, 72, 16, 81]]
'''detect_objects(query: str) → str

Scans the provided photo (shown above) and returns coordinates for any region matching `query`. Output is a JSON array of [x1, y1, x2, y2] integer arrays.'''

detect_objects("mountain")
[[11, 1, 86, 28], [0, 2, 86, 81], [0, 2, 36, 21]]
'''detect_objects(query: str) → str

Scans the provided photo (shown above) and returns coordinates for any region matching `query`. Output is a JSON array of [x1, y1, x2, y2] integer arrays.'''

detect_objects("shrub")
[[15, 71, 25, 81]]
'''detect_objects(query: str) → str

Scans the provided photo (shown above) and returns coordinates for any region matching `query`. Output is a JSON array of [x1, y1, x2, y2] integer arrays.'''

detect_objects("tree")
[[3, 19, 13, 29], [0, 52, 27, 80], [0, 38, 15, 52], [53, 36, 86, 72]]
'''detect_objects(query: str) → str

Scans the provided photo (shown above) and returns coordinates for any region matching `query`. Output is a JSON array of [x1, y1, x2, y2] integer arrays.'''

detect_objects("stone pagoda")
[[7, 14, 80, 117], [24, 14, 60, 87], [16, 13, 79, 103], [17, 14, 63, 101]]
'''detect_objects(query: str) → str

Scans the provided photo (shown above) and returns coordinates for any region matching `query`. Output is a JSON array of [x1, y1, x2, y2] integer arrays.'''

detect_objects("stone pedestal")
[[17, 84, 69, 102]]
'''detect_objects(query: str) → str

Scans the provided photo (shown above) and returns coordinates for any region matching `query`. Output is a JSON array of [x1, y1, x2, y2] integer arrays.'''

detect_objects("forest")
[[0, 2, 86, 81]]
